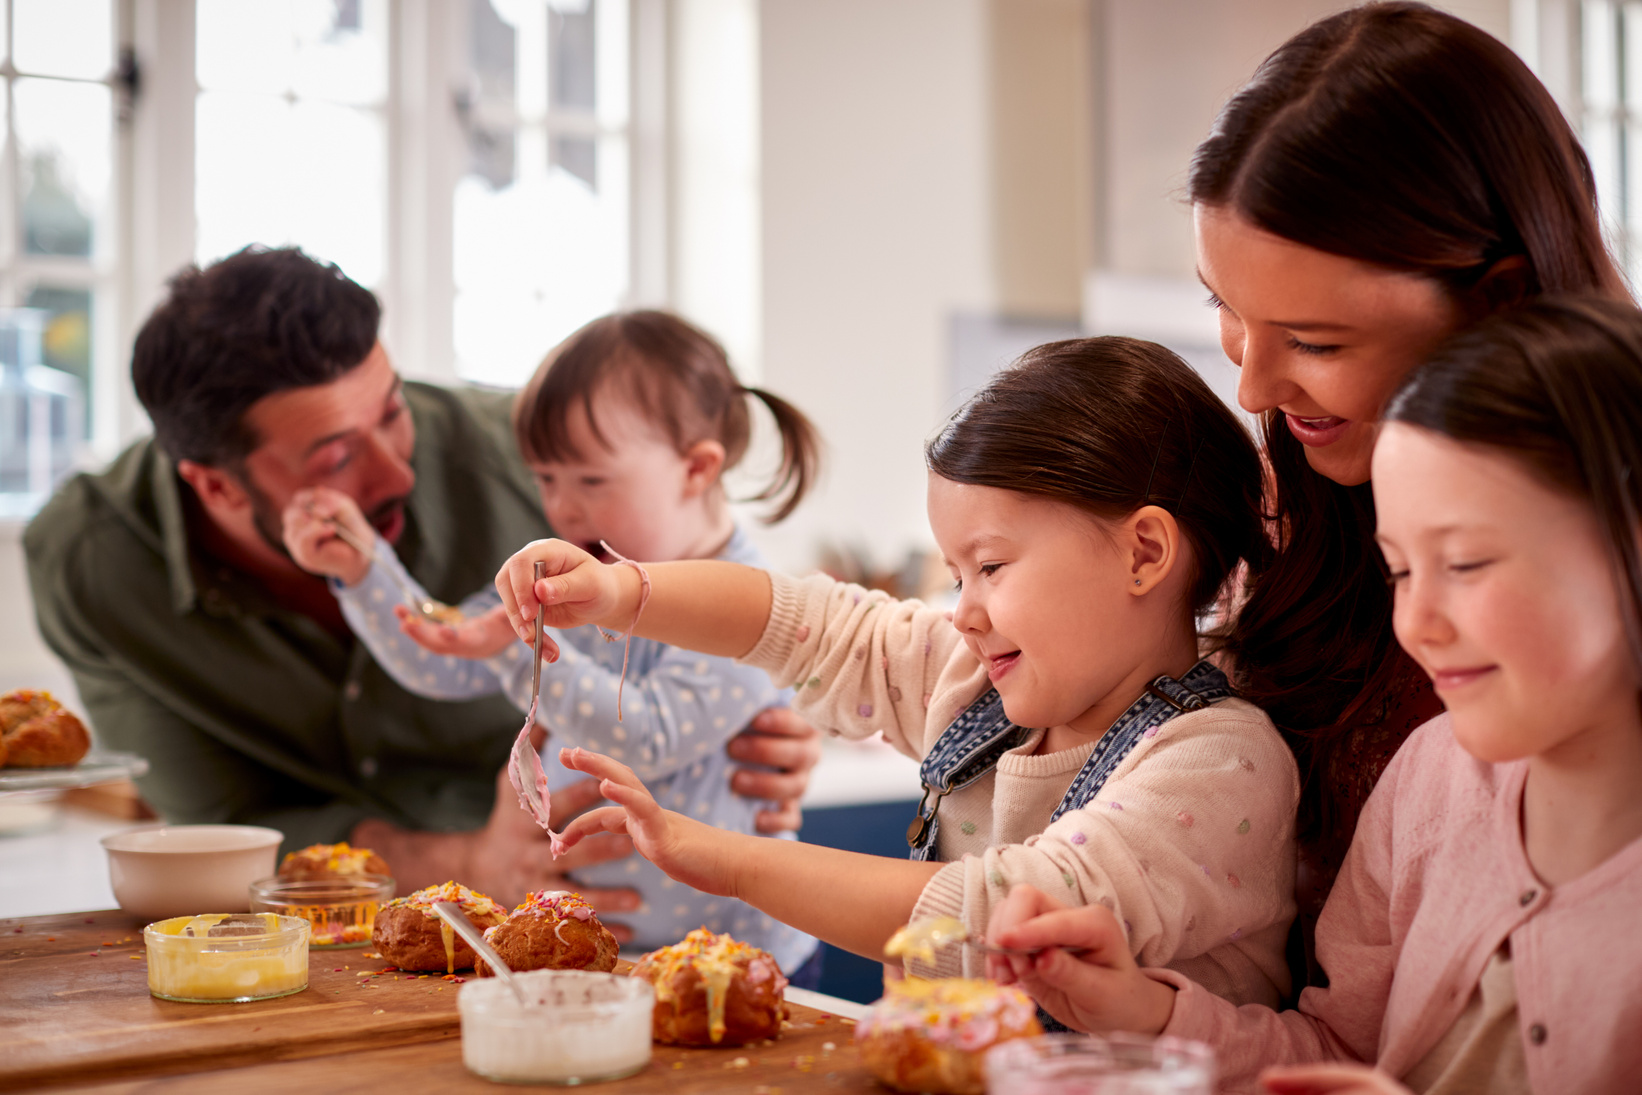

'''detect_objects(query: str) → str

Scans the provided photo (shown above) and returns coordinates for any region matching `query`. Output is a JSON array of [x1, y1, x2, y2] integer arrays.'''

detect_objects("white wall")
[[750, 0, 995, 573]]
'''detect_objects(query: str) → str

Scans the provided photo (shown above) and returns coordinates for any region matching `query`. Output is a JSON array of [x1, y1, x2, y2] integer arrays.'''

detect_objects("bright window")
[[1580, 0, 1642, 288], [453, 0, 632, 387], [0, 0, 118, 517], [0, 0, 656, 517], [194, 0, 389, 289]]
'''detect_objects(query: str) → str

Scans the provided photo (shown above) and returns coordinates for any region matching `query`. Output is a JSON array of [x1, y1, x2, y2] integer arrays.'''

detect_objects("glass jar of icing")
[[458, 969, 654, 1085], [143, 913, 309, 1003], [248, 875, 395, 948], [984, 1032, 1215, 1094]]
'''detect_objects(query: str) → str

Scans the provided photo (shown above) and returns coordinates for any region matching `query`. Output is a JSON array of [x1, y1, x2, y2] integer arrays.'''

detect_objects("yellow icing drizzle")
[[884, 916, 968, 966], [644, 928, 760, 1044]]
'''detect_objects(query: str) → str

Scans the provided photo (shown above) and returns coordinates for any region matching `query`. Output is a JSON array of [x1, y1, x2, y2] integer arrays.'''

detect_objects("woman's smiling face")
[[1196, 204, 1467, 486]]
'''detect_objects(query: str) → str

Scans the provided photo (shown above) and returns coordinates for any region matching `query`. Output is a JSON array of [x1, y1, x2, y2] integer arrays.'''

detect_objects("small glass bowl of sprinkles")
[[249, 874, 395, 949]]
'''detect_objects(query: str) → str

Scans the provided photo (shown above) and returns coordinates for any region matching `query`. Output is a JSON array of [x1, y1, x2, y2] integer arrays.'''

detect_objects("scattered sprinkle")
[[1229, 928, 1243, 941], [959, 821, 977, 836], [128, 956, 142, 960], [1176, 812, 1194, 828], [1227, 873, 1241, 889], [1237, 819, 1251, 834], [822, 1042, 836, 1052], [87, 952, 100, 957], [1070, 831, 1087, 845], [372, 1009, 385, 1015], [1238, 757, 1255, 772], [1109, 802, 1123, 811], [1061, 872, 1076, 888]]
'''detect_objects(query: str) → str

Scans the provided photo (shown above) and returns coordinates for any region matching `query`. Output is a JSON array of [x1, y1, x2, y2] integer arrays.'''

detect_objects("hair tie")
[[594, 540, 652, 720]]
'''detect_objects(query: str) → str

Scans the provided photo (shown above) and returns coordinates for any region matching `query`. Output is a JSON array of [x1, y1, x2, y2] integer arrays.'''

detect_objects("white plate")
[[0, 751, 149, 792]]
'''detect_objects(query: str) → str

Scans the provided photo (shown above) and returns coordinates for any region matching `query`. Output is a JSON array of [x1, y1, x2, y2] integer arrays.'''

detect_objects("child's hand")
[[393, 603, 542, 661], [985, 883, 1177, 1035], [553, 746, 738, 898], [1260, 1064, 1413, 1095], [282, 487, 374, 586], [495, 539, 637, 642]]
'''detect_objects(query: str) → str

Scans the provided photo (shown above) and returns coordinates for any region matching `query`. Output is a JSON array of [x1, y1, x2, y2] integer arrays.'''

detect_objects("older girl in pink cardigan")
[[986, 297, 1642, 1095]]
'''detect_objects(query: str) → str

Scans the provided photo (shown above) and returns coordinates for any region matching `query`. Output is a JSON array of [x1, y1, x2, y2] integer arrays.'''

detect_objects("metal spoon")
[[318, 514, 461, 624], [432, 901, 530, 1006], [966, 940, 1093, 959], [505, 561, 552, 826]]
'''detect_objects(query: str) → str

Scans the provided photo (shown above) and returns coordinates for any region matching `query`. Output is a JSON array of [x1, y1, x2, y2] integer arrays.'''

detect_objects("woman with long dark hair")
[[1187, 1, 1630, 962]]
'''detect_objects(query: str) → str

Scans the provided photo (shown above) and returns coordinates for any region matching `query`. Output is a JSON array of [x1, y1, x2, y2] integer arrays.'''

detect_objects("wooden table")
[[2, 911, 882, 1093]]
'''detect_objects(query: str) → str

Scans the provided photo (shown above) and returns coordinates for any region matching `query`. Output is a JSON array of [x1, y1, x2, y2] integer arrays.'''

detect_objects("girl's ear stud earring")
[[1134, 579, 1142, 586]]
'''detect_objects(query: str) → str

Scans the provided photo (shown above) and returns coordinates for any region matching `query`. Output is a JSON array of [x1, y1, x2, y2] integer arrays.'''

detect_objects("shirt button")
[[1519, 889, 1538, 906], [344, 681, 362, 701], [1528, 1022, 1547, 1045], [359, 756, 378, 778]]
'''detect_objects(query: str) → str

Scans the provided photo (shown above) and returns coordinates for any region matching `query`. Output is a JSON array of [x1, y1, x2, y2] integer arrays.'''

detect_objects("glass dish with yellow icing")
[[143, 913, 310, 1003], [248, 874, 395, 948]]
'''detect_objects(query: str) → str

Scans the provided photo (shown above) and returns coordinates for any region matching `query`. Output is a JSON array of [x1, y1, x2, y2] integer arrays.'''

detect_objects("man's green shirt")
[[24, 383, 552, 852]]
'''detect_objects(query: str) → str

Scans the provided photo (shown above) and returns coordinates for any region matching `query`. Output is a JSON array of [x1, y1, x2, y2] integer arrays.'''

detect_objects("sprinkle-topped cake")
[[278, 841, 391, 880], [370, 881, 506, 973], [476, 889, 617, 977], [855, 978, 1042, 1094], [630, 928, 788, 1046]]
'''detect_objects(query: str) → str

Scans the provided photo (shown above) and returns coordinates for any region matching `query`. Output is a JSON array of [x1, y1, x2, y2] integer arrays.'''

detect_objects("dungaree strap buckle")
[[906, 786, 947, 849]]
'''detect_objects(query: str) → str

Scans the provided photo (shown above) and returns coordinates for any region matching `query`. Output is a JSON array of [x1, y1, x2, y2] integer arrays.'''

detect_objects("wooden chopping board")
[[3, 910, 882, 1093], [55, 1005, 879, 1094], [4, 909, 462, 1090]]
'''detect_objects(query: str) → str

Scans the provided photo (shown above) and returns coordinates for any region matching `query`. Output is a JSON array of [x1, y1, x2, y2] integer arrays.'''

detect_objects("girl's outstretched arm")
[[556, 746, 942, 959], [496, 540, 772, 659]]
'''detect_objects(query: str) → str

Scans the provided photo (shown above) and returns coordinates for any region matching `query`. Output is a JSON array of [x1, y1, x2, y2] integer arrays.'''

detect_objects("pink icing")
[[507, 697, 568, 857]]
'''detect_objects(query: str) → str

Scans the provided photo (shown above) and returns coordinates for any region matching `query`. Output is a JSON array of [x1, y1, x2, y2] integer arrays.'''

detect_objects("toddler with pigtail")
[[282, 310, 825, 982]]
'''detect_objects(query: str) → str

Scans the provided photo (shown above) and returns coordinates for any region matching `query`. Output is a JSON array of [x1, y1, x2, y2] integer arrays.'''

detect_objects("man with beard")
[[23, 246, 819, 912]]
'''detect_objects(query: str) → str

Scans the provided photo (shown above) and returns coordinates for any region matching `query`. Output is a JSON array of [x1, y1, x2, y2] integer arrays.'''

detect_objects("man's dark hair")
[[132, 245, 382, 467]]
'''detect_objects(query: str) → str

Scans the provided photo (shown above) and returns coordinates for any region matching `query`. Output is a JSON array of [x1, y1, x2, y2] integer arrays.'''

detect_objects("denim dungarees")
[[902, 659, 1233, 1031]]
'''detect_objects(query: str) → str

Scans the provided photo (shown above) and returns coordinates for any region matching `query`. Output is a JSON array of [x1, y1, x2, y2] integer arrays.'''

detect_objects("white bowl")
[[101, 825, 284, 921]]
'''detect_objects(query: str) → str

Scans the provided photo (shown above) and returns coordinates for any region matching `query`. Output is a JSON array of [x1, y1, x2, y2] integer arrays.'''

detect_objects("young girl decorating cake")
[[282, 310, 823, 982], [495, 336, 1302, 1011]]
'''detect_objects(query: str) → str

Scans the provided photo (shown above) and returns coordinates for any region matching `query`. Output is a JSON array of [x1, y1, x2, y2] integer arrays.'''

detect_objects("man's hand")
[[352, 765, 641, 940], [1260, 1064, 1413, 1095], [985, 883, 1177, 1035], [282, 487, 375, 587], [727, 707, 822, 832], [393, 603, 522, 661]]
